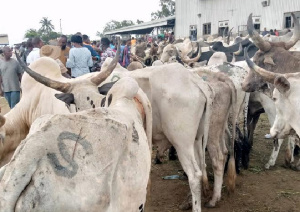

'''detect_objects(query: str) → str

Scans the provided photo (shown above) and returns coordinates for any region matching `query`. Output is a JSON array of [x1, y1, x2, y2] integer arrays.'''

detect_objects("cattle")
[[244, 51, 300, 170], [0, 45, 122, 168], [0, 77, 152, 211], [242, 13, 300, 94], [19, 56, 213, 212], [242, 13, 300, 169], [127, 61, 144, 71]]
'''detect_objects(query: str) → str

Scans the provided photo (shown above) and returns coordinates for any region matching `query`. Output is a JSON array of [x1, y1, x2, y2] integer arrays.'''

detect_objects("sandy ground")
[[1, 98, 299, 212]]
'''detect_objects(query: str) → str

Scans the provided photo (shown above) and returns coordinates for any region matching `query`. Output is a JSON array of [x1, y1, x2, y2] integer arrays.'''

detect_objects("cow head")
[[244, 48, 300, 139], [16, 41, 121, 112], [242, 13, 300, 93]]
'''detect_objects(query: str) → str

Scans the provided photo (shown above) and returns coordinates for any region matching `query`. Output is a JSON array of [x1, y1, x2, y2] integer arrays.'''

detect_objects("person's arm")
[[66, 50, 75, 68], [88, 52, 93, 68], [17, 62, 23, 83]]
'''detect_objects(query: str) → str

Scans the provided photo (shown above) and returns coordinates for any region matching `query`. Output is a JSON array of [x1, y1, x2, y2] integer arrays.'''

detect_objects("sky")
[[0, 0, 161, 45]]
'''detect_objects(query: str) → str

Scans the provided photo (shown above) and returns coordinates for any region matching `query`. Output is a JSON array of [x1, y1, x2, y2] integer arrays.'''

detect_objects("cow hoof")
[[265, 163, 271, 169], [179, 193, 192, 210], [204, 202, 216, 208], [154, 158, 162, 164], [169, 154, 178, 161]]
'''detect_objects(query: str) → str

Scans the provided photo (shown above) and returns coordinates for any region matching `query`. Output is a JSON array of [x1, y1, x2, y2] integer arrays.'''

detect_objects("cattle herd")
[[0, 13, 299, 212]]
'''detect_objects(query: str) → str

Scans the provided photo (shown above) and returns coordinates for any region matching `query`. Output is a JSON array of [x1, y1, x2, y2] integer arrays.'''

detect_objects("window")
[[203, 23, 211, 35], [286, 16, 292, 28]]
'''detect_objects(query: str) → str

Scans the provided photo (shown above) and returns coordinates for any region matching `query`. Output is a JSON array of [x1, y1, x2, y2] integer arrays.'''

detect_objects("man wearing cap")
[[0, 46, 23, 108], [40, 45, 70, 78]]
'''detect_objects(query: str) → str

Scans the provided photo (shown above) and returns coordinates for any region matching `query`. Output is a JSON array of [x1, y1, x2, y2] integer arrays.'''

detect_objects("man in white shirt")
[[26, 37, 43, 65]]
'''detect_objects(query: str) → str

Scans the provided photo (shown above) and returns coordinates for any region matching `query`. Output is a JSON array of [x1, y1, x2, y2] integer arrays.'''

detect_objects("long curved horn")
[[15, 51, 71, 93], [234, 43, 243, 55], [247, 14, 271, 52], [181, 43, 202, 63], [285, 13, 300, 50], [227, 27, 234, 45], [244, 47, 277, 83], [91, 37, 121, 85]]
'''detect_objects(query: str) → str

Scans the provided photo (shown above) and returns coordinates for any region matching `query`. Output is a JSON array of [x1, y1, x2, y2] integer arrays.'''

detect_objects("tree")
[[39, 17, 55, 35], [102, 20, 135, 33], [151, 0, 175, 20], [136, 19, 144, 24], [24, 29, 39, 38]]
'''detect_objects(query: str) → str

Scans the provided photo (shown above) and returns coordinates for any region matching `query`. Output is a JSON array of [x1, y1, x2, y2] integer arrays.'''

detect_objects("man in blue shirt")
[[82, 34, 100, 61]]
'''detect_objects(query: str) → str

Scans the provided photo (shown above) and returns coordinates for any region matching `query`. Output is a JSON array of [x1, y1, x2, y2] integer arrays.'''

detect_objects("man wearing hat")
[[40, 45, 70, 78]]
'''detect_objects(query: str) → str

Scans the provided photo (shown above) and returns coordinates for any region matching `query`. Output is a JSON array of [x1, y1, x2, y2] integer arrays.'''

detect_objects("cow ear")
[[274, 76, 290, 93], [55, 93, 75, 106], [264, 56, 276, 66]]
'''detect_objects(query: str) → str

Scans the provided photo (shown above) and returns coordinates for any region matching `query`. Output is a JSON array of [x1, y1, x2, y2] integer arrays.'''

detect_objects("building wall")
[[175, 0, 300, 39]]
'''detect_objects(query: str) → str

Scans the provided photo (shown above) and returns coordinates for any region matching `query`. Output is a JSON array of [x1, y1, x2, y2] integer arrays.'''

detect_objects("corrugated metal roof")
[[105, 16, 175, 35]]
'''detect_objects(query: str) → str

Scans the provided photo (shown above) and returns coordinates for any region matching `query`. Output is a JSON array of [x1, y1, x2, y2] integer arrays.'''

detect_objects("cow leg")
[[205, 139, 227, 208], [265, 138, 283, 169], [176, 146, 202, 212], [285, 136, 296, 167]]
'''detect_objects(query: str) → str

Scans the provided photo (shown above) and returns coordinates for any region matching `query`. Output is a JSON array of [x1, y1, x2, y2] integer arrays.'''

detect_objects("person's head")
[[67, 41, 72, 48], [264, 27, 267, 31], [132, 37, 135, 40], [71, 35, 83, 46], [26, 38, 33, 50], [121, 40, 126, 46], [82, 34, 89, 43], [32, 37, 43, 48], [58, 35, 68, 50], [126, 39, 131, 46], [92, 41, 97, 46], [2, 46, 12, 60], [270, 29, 273, 32], [100, 37, 110, 49], [75, 32, 82, 37], [274, 29, 277, 32]]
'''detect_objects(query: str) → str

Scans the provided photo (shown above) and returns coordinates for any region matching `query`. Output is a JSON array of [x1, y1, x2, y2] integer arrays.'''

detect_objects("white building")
[[175, 0, 300, 39]]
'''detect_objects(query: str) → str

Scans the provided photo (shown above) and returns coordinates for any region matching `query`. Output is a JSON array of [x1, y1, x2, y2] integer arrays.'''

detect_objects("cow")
[[244, 51, 300, 170], [19, 56, 214, 212], [0, 45, 122, 168], [242, 13, 300, 169], [0, 77, 152, 211]]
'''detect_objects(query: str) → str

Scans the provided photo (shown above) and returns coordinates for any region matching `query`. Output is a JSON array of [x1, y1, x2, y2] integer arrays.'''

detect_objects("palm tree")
[[39, 17, 55, 35]]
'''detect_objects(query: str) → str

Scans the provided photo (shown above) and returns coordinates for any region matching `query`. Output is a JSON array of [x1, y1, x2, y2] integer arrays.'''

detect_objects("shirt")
[[66, 47, 93, 78], [0, 59, 23, 92], [99, 47, 116, 67], [26, 48, 40, 65]]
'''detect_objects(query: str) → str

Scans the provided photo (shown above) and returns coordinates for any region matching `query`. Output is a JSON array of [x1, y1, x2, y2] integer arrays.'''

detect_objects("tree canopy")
[[151, 0, 175, 20]]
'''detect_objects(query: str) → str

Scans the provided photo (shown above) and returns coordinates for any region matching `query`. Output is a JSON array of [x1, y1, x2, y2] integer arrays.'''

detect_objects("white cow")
[[245, 53, 300, 170], [0, 77, 152, 211]]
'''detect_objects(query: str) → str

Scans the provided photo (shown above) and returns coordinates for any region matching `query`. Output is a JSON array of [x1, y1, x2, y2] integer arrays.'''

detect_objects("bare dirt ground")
[[147, 114, 300, 212], [1, 98, 299, 212]]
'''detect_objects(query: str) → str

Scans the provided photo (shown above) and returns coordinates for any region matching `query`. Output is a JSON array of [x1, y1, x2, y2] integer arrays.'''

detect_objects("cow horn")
[[234, 43, 243, 55], [285, 13, 300, 50], [91, 37, 121, 85], [209, 46, 216, 53], [247, 13, 271, 52], [227, 27, 234, 45], [181, 44, 202, 64], [0, 115, 5, 127], [15, 51, 71, 93], [244, 47, 277, 83]]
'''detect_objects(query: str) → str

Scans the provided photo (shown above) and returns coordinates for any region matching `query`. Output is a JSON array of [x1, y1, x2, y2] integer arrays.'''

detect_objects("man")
[[99, 37, 116, 68], [261, 27, 269, 36], [131, 37, 136, 46], [26, 37, 43, 65], [0, 46, 23, 108], [82, 34, 100, 61], [58, 35, 70, 67]]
